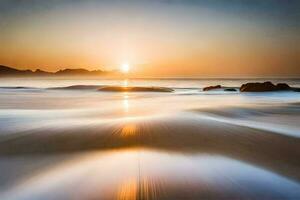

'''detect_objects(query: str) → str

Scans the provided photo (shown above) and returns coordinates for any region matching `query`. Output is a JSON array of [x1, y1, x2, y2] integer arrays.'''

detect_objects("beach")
[[0, 78, 300, 200]]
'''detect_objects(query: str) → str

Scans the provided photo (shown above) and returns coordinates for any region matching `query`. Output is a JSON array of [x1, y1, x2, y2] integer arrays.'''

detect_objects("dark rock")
[[292, 87, 300, 92], [240, 81, 292, 92], [0, 86, 33, 89], [240, 81, 276, 92], [203, 85, 221, 91], [276, 83, 290, 90], [49, 85, 101, 90], [224, 88, 237, 92]]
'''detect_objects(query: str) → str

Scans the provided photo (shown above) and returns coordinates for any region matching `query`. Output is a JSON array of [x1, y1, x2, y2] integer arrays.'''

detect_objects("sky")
[[0, 0, 299, 77]]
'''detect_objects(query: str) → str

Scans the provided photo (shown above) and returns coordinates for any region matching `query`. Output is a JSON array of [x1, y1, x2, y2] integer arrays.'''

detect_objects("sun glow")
[[121, 63, 130, 73]]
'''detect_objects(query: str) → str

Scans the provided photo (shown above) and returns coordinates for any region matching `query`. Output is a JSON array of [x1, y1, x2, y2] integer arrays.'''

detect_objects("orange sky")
[[0, 0, 299, 77]]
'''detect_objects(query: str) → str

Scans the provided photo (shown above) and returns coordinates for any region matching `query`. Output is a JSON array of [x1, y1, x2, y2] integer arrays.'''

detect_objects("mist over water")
[[0, 78, 300, 200]]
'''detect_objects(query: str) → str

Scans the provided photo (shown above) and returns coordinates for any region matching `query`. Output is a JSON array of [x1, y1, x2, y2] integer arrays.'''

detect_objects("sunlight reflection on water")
[[1, 150, 300, 200]]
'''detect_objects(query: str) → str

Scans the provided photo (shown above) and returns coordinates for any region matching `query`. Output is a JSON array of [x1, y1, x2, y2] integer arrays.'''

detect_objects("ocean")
[[0, 78, 300, 200]]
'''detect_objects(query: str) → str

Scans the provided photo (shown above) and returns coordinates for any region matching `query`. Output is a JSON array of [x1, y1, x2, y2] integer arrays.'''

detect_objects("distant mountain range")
[[0, 65, 112, 77]]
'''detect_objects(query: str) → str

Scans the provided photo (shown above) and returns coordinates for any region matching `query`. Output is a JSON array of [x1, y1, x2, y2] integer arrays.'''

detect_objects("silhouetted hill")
[[0, 65, 109, 77], [55, 68, 105, 76], [34, 69, 51, 75], [0, 65, 35, 76]]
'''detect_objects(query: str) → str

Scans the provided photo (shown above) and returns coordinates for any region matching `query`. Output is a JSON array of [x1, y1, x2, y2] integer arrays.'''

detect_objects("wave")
[[0, 113, 299, 183], [191, 104, 300, 138]]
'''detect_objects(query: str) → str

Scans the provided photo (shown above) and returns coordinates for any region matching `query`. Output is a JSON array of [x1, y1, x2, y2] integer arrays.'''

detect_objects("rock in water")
[[276, 83, 291, 90], [224, 88, 237, 92], [240, 81, 292, 92], [203, 85, 221, 91]]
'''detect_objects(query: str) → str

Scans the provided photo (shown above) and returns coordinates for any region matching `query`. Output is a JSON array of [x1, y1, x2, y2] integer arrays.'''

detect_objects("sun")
[[121, 63, 130, 73]]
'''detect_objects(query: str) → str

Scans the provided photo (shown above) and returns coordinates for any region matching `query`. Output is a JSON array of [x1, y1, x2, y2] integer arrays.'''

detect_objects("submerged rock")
[[98, 86, 174, 92], [293, 88, 300, 92], [240, 81, 292, 92], [224, 88, 237, 92], [49, 85, 101, 90], [203, 85, 237, 92], [203, 85, 221, 91]]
